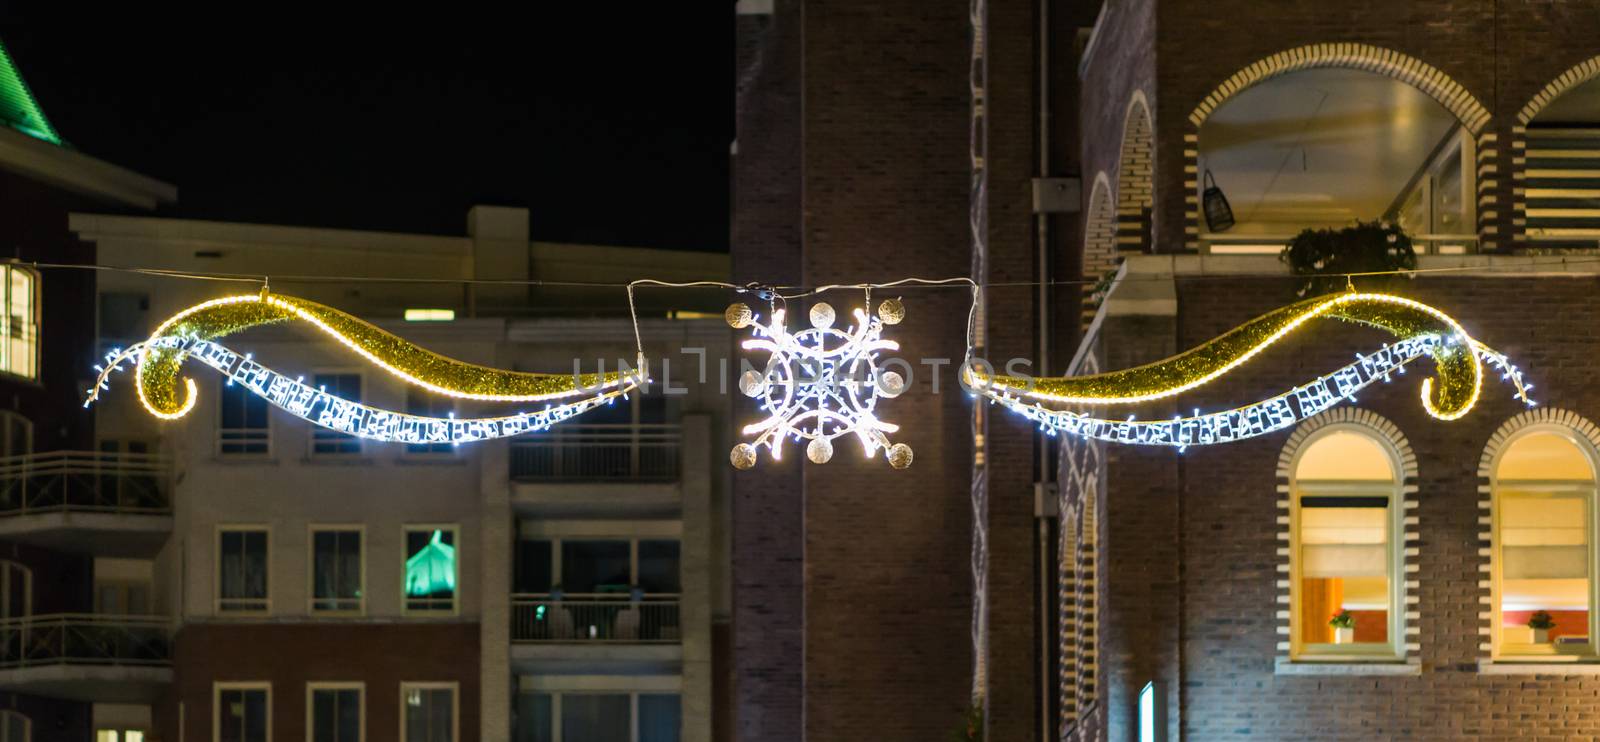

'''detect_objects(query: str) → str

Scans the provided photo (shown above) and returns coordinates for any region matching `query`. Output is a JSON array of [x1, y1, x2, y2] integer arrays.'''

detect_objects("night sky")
[[0, 8, 731, 252]]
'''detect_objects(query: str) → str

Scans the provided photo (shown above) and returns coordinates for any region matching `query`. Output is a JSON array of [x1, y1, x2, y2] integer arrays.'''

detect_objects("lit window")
[[311, 528, 363, 614], [312, 373, 362, 455], [1493, 428, 1598, 658], [215, 683, 269, 742], [218, 528, 269, 613], [0, 266, 36, 379], [97, 730, 145, 742], [404, 527, 458, 614], [309, 684, 363, 742], [219, 380, 269, 456], [1290, 427, 1402, 660], [402, 683, 456, 742]]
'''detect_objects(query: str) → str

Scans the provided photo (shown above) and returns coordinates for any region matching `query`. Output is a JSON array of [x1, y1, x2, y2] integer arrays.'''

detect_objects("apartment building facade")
[[70, 208, 732, 741], [735, 0, 1600, 740]]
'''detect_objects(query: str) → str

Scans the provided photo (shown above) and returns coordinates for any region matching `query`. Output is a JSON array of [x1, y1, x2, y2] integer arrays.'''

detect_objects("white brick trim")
[[1518, 56, 1600, 125]]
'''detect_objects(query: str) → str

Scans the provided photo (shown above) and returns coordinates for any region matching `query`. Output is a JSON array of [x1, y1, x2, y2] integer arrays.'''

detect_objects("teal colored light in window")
[[405, 530, 457, 597], [0, 39, 62, 146]]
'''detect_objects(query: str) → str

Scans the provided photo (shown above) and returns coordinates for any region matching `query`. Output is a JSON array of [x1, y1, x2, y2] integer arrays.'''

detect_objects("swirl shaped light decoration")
[[85, 293, 647, 445], [968, 292, 1535, 449]]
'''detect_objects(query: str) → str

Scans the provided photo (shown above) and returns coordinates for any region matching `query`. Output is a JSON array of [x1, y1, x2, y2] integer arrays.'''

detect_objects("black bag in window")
[[1202, 170, 1234, 233]]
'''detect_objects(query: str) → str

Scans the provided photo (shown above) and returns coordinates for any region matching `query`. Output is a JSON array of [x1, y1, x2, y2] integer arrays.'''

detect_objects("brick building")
[[734, 0, 1600, 740]]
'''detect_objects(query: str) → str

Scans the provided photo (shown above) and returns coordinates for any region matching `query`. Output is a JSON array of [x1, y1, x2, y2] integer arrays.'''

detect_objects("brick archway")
[[1079, 172, 1116, 329], [1184, 43, 1496, 252], [1519, 56, 1600, 125], [1116, 93, 1154, 256]]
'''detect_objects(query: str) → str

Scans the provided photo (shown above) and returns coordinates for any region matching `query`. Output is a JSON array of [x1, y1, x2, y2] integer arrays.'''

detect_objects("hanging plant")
[[1280, 220, 1416, 297]]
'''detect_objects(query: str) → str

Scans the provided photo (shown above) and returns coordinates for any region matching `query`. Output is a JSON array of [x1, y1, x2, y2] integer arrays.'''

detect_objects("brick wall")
[[1090, 274, 1600, 738]]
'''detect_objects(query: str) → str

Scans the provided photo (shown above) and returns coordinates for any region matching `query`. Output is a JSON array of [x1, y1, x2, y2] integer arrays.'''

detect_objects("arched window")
[[1290, 425, 1404, 660], [0, 710, 30, 742], [1491, 425, 1599, 659]]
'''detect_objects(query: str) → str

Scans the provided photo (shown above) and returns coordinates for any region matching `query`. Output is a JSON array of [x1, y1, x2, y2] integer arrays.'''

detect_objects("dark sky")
[[0, 8, 732, 251]]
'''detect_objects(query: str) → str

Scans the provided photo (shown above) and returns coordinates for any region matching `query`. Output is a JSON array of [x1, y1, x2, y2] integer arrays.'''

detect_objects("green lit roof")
[[0, 40, 60, 146]]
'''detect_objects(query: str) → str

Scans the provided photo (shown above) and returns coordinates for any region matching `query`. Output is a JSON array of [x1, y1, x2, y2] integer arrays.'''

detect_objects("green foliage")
[[1280, 220, 1416, 297], [1328, 610, 1355, 630], [1528, 610, 1556, 630], [949, 702, 984, 742]]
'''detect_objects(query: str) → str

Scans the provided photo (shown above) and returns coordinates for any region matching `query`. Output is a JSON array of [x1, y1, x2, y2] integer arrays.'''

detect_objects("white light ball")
[[888, 443, 914, 469], [809, 302, 836, 329], [878, 370, 905, 398], [877, 297, 906, 325], [730, 443, 757, 470], [738, 370, 766, 397], [807, 437, 834, 464], [725, 302, 754, 329]]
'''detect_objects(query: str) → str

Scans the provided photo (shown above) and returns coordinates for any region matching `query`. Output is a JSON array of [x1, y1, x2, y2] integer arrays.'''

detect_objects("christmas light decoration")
[[85, 293, 645, 445], [971, 292, 1534, 448], [729, 300, 913, 469]]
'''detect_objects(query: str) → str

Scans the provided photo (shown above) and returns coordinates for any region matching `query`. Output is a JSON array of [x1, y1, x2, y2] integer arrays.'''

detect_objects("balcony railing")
[[1201, 233, 1479, 255], [0, 614, 172, 669], [510, 424, 681, 482], [510, 594, 681, 643], [0, 452, 170, 515]]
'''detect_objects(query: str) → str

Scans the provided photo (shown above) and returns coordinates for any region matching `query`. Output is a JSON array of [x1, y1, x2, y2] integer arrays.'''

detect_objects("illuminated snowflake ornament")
[[728, 298, 913, 470]]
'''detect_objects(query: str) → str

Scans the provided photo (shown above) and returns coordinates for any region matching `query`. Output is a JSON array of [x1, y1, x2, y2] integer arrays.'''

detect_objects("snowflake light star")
[[728, 298, 913, 469]]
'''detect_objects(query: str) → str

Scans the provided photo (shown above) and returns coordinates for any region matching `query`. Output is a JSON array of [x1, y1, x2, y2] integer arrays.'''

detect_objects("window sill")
[[212, 455, 279, 466], [1275, 657, 1420, 676], [1478, 659, 1600, 675]]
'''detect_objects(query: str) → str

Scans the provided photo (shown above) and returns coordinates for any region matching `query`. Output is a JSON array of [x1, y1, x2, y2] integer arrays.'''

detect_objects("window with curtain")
[[405, 527, 458, 613], [216, 685, 268, 742], [0, 266, 36, 379], [312, 529, 363, 613], [219, 379, 270, 455], [312, 373, 362, 455], [1494, 428, 1598, 658], [310, 685, 362, 742], [218, 528, 269, 612], [403, 685, 455, 742], [1291, 427, 1401, 660]]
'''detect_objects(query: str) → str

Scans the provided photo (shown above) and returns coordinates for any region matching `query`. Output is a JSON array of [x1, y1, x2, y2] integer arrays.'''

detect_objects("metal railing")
[[0, 614, 172, 669], [0, 452, 170, 515], [510, 424, 681, 482], [1201, 233, 1479, 255], [510, 594, 681, 643]]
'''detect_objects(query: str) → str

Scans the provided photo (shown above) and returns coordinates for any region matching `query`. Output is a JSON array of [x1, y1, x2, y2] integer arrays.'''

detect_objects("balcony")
[[0, 452, 173, 556], [510, 424, 684, 517], [0, 614, 173, 702], [1202, 232, 1479, 255], [509, 594, 683, 674]]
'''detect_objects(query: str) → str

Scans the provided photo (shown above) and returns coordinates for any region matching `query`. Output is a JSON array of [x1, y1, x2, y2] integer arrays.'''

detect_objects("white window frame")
[[0, 264, 39, 380], [217, 376, 272, 458], [0, 709, 29, 742], [1287, 424, 1406, 662], [399, 681, 458, 742], [1490, 423, 1600, 661], [402, 524, 460, 616], [306, 682, 365, 742], [308, 525, 366, 616], [216, 525, 271, 615], [309, 369, 364, 458], [213, 681, 271, 742]]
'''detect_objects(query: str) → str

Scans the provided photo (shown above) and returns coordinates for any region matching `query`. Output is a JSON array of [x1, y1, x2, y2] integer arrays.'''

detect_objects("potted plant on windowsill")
[[1330, 610, 1356, 644], [1528, 610, 1556, 644]]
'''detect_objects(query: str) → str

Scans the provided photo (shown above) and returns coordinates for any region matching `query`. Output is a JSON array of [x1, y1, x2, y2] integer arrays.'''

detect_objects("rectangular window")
[[402, 683, 456, 742], [215, 683, 270, 742], [219, 380, 270, 455], [1497, 491, 1594, 656], [404, 526, 458, 613], [312, 373, 362, 455], [561, 540, 630, 594], [97, 731, 146, 742], [638, 694, 682, 742], [311, 528, 364, 614], [0, 266, 36, 379], [562, 694, 630, 741], [406, 388, 454, 455], [514, 539, 553, 594], [636, 540, 681, 594], [1294, 494, 1394, 657], [218, 528, 269, 613], [309, 684, 363, 742]]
